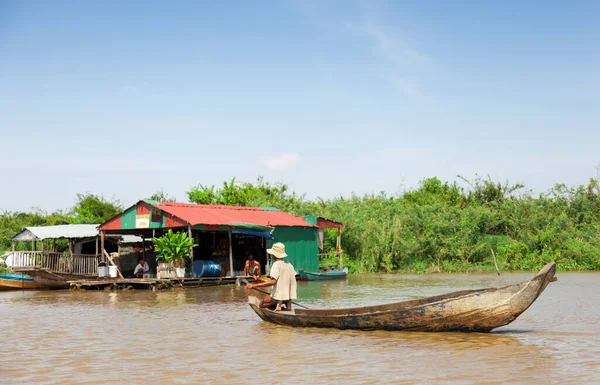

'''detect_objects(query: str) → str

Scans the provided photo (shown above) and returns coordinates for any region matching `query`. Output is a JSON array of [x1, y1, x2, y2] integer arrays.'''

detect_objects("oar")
[[239, 278, 310, 309]]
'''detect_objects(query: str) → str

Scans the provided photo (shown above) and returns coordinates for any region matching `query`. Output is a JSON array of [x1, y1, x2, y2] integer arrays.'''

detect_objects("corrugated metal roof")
[[12, 224, 100, 241], [155, 202, 315, 228], [119, 235, 144, 244]]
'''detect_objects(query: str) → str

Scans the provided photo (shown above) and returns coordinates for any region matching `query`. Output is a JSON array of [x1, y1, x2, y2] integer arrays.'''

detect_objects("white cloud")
[[258, 153, 302, 171]]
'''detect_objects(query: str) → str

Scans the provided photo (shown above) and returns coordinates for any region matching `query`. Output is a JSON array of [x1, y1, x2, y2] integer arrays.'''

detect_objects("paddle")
[[238, 277, 310, 309]]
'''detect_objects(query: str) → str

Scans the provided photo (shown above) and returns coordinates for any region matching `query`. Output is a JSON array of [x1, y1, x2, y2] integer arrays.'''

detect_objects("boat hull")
[[0, 274, 46, 290], [298, 268, 348, 281], [12, 267, 96, 290], [249, 262, 556, 332]]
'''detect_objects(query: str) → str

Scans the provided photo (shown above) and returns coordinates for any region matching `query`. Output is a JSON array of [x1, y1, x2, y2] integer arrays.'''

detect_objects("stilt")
[[188, 225, 194, 277], [100, 231, 105, 262], [228, 228, 234, 277], [337, 228, 342, 268]]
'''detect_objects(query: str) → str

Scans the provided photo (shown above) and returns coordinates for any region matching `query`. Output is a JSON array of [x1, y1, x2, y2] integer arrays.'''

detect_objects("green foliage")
[[3, 175, 600, 273], [72, 193, 123, 224], [0, 208, 72, 253], [0, 264, 11, 275], [187, 177, 307, 213], [151, 229, 197, 266], [184, 175, 600, 273], [148, 189, 177, 202]]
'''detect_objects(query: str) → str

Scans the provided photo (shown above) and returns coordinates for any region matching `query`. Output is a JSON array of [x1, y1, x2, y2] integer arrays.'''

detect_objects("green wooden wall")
[[268, 226, 318, 272]]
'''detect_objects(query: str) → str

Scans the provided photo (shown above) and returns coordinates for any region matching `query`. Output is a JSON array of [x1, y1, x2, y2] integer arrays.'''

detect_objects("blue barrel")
[[193, 260, 222, 278]]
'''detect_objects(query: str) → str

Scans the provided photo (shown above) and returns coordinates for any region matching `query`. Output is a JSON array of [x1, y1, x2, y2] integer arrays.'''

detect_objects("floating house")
[[8, 224, 142, 288], [99, 201, 343, 278]]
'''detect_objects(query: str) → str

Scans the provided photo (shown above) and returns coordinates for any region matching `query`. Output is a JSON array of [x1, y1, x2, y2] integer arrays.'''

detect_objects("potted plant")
[[152, 229, 196, 278]]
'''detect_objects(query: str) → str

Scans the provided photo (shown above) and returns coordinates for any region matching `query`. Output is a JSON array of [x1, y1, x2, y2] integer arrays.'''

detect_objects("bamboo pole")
[[490, 248, 500, 276], [228, 228, 234, 277]]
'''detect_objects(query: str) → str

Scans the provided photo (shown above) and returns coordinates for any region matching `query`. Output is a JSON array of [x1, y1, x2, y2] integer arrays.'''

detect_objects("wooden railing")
[[9, 251, 100, 275]]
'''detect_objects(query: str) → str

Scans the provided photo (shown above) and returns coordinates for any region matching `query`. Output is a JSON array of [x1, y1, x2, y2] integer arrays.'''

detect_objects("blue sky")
[[1, 0, 599, 211]]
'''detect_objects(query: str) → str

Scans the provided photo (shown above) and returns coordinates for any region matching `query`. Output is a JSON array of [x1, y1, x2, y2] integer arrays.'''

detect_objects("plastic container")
[[108, 265, 118, 278], [157, 262, 175, 279], [98, 266, 109, 278], [143, 273, 155, 279], [193, 260, 221, 278]]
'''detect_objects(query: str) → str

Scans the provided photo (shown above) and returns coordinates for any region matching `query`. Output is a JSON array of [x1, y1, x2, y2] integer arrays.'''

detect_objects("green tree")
[[148, 189, 177, 202], [72, 193, 123, 224]]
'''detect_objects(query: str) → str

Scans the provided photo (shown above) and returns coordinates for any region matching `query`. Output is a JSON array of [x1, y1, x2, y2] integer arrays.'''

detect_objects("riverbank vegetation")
[[2, 176, 599, 273]]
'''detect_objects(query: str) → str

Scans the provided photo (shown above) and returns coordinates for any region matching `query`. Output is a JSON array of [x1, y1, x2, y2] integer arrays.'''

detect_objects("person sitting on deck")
[[246, 242, 297, 312], [134, 256, 149, 277], [243, 252, 261, 278]]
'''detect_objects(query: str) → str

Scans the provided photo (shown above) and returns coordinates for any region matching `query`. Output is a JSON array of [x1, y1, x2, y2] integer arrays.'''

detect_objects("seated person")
[[134, 256, 150, 277], [244, 254, 261, 278]]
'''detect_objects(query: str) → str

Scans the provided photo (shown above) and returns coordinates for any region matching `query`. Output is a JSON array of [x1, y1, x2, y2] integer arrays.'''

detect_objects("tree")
[[72, 193, 123, 224], [186, 177, 304, 210], [148, 189, 177, 202]]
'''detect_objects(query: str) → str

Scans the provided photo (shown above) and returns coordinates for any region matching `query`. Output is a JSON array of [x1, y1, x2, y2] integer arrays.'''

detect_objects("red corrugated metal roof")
[[154, 202, 314, 228]]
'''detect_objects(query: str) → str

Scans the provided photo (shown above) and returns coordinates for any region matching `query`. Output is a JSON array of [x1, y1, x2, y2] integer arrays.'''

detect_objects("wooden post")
[[95, 237, 99, 256], [266, 247, 270, 275], [228, 228, 234, 277], [337, 228, 343, 268], [32, 239, 37, 267], [53, 238, 56, 252], [69, 239, 74, 273], [11, 240, 15, 252], [142, 235, 146, 260], [100, 231, 105, 262], [188, 225, 194, 277], [41, 239, 45, 268]]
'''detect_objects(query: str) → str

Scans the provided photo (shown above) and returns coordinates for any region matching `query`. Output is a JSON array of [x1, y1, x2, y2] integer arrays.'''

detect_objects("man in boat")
[[134, 256, 150, 278], [246, 242, 297, 312], [243, 252, 261, 278]]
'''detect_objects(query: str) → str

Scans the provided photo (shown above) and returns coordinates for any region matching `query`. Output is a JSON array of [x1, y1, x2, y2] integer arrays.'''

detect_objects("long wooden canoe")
[[248, 261, 556, 332]]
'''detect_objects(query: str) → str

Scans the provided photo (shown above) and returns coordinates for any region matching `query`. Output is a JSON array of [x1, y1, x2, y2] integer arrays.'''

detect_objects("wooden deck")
[[69, 276, 256, 290]]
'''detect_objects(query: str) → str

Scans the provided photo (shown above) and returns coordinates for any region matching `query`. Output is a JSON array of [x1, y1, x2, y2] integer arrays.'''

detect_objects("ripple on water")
[[1, 272, 599, 385]]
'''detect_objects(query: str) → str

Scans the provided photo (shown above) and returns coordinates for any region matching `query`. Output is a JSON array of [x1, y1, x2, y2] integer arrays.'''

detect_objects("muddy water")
[[1, 272, 599, 385]]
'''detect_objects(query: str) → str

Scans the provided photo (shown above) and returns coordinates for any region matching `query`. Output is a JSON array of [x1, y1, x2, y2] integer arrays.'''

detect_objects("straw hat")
[[267, 242, 288, 259]]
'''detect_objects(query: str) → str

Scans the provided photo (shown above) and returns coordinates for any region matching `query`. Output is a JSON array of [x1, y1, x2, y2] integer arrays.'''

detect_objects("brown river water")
[[1, 271, 599, 385]]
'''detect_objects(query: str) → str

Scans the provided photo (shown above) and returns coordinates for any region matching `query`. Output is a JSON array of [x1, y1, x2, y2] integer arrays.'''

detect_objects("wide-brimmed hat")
[[267, 242, 288, 259]]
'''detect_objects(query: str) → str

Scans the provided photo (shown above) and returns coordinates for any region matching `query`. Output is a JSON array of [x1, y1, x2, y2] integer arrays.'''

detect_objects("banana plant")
[[152, 229, 197, 267]]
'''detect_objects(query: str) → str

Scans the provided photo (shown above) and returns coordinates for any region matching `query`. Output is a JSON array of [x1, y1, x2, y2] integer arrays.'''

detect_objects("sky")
[[1, 0, 599, 212]]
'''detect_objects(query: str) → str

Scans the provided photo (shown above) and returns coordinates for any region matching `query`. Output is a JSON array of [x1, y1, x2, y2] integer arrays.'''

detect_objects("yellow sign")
[[136, 214, 150, 228]]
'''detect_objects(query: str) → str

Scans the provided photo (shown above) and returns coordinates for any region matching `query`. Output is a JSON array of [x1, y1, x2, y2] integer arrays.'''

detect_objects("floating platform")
[[69, 276, 256, 291]]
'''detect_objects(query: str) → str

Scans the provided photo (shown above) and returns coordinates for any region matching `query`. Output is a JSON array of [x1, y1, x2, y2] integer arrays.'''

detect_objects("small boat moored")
[[249, 262, 557, 332], [298, 267, 348, 281], [0, 273, 46, 290]]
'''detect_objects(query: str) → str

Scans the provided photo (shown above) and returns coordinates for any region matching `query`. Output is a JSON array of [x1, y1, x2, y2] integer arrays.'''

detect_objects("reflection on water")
[[1, 272, 599, 384]]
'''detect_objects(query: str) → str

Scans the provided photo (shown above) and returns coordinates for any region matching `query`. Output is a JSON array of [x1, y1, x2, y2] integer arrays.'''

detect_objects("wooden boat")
[[0, 273, 46, 290], [298, 267, 348, 281], [248, 261, 556, 332], [11, 267, 94, 290]]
